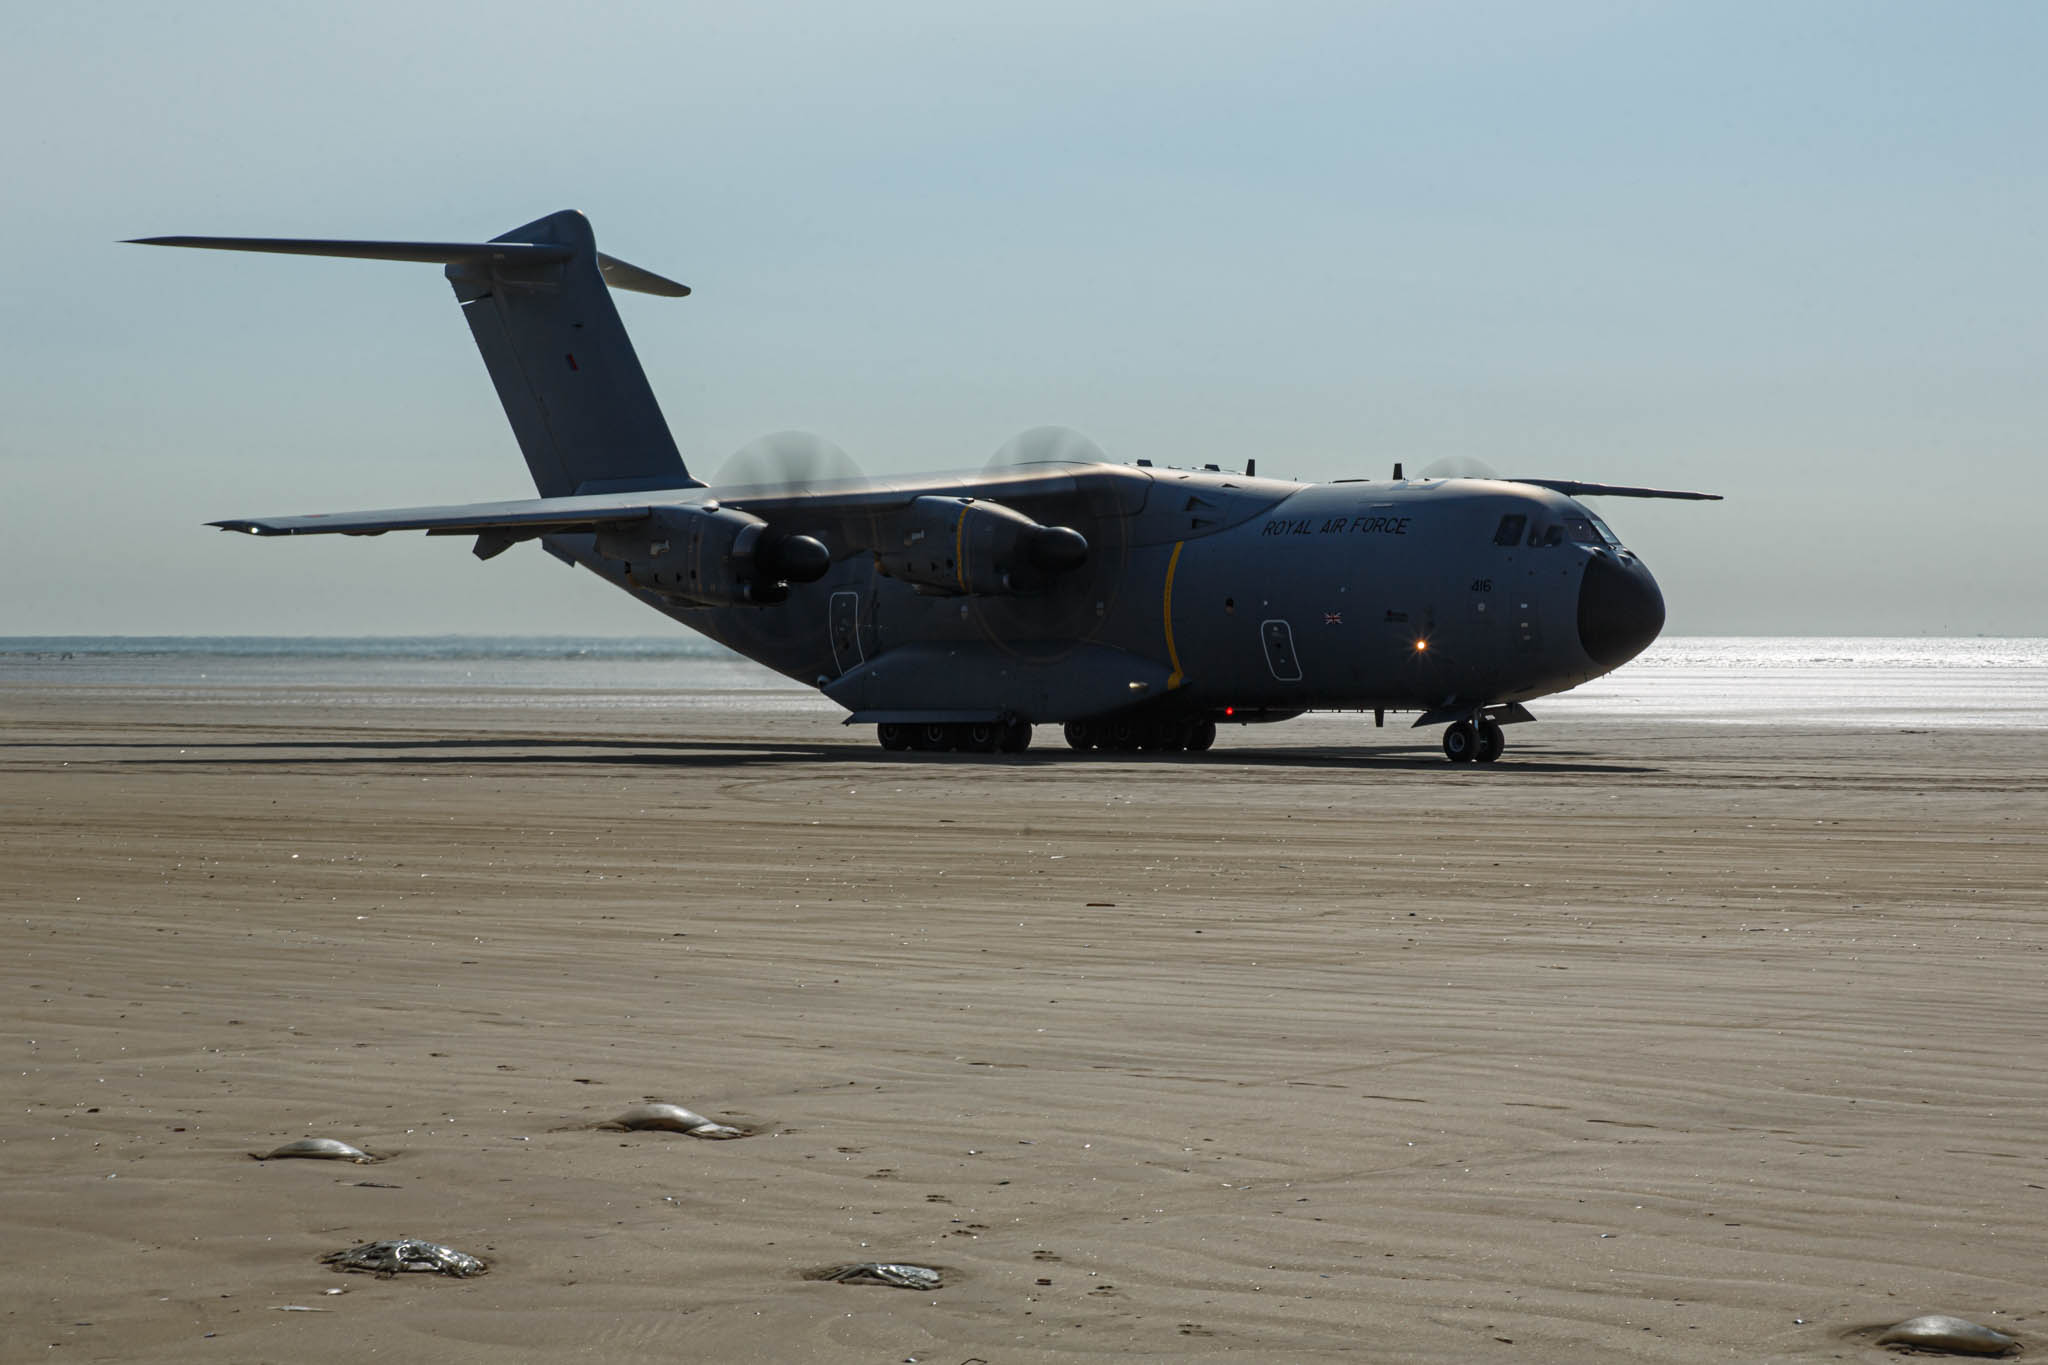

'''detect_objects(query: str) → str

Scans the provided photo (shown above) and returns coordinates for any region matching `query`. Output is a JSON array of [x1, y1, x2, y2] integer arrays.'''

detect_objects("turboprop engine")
[[874, 496, 1089, 596], [596, 504, 829, 606]]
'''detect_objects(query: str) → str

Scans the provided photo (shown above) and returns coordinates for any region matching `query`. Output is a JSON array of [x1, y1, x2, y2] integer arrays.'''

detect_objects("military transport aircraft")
[[134, 210, 1717, 763]]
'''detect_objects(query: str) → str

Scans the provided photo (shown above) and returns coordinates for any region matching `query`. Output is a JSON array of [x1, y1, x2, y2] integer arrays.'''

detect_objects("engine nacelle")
[[874, 496, 1088, 596], [596, 504, 829, 606]]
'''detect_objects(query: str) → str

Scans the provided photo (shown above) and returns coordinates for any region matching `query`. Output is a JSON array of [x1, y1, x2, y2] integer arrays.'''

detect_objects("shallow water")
[[3, 635, 2043, 727], [1543, 636, 2048, 728]]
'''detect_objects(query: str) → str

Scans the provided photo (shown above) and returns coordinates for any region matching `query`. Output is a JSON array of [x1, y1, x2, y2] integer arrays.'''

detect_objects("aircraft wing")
[[209, 492, 690, 537], [209, 465, 1128, 539], [1505, 479, 1722, 501], [709, 463, 1154, 537]]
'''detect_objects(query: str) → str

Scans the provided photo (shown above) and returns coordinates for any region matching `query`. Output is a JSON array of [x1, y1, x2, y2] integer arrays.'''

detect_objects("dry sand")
[[3, 686, 2044, 1362]]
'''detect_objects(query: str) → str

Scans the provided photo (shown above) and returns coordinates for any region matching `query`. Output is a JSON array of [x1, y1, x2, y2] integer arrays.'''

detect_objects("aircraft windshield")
[[1564, 514, 1623, 549]]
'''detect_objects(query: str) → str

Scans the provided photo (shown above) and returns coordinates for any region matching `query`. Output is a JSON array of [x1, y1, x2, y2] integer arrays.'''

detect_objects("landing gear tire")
[[917, 722, 955, 752], [1474, 719, 1505, 764], [1442, 721, 1478, 763], [962, 722, 1001, 754], [1138, 719, 1180, 752], [999, 719, 1033, 753], [877, 722, 912, 752], [1064, 721, 1097, 752], [1186, 720, 1217, 753]]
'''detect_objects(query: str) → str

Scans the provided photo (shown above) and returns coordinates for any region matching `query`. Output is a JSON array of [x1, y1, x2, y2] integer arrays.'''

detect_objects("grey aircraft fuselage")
[[560, 463, 1663, 736], [132, 209, 1693, 761]]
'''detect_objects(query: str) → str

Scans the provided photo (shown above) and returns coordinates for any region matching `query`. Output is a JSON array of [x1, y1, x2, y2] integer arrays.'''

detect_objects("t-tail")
[[128, 210, 700, 497]]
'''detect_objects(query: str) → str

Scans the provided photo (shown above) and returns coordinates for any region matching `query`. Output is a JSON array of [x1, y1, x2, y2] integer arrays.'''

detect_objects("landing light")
[[1414, 639, 1430, 653]]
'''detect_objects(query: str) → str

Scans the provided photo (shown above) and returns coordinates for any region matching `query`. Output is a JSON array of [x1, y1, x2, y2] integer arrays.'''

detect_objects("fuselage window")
[[1492, 513, 1526, 547]]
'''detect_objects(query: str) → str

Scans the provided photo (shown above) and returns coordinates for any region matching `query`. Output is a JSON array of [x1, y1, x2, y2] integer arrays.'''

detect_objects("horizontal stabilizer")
[[595, 253, 691, 297], [208, 492, 692, 538], [127, 235, 689, 296], [130, 235, 571, 267], [1506, 479, 1721, 501]]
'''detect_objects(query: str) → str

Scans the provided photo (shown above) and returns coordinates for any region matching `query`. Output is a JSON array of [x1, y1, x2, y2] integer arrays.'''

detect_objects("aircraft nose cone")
[[1577, 552, 1664, 669]]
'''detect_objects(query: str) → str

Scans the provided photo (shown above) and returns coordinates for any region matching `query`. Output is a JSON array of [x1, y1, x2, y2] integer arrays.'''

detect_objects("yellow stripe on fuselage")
[[955, 504, 970, 593], [1163, 540, 1185, 690]]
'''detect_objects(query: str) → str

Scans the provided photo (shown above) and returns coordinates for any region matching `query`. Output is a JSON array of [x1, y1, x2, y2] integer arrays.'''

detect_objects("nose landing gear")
[[1442, 717, 1506, 764]]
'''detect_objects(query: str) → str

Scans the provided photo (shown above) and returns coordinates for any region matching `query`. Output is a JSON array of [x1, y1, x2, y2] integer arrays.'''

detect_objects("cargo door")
[[829, 590, 864, 674]]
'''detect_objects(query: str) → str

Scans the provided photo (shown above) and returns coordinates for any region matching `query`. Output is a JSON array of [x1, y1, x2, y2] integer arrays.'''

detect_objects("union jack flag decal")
[[1324, 611, 1343, 626]]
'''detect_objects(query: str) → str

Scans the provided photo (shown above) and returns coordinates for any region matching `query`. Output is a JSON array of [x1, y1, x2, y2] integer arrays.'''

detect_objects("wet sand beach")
[[4, 687, 2045, 1362]]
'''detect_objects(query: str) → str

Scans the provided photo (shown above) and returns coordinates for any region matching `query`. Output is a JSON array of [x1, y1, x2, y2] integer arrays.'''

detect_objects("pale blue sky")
[[4, 2, 2042, 634]]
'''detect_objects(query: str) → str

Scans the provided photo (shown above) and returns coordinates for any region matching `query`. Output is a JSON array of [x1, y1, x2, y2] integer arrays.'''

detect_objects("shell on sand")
[[1875, 1314, 2017, 1356], [810, 1262, 944, 1290], [602, 1103, 746, 1139], [251, 1138, 377, 1163], [321, 1239, 487, 1278]]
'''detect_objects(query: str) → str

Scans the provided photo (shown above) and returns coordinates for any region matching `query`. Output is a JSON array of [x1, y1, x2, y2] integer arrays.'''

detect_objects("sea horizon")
[[3, 635, 2045, 728]]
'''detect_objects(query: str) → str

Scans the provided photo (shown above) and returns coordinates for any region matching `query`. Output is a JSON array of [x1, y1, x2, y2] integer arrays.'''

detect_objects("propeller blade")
[[714, 431, 864, 489], [1417, 455, 1499, 480], [986, 425, 1110, 471]]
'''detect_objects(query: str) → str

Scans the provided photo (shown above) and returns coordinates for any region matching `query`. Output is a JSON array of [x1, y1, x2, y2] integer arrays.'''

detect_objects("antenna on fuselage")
[[1392, 462, 1404, 481]]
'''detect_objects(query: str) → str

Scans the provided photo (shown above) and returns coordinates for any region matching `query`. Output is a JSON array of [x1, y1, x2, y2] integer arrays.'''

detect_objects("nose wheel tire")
[[1442, 721, 1478, 763], [1444, 718, 1507, 763], [1475, 719, 1505, 763]]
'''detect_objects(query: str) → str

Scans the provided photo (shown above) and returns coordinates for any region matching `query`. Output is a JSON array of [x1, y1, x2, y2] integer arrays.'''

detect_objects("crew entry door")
[[1261, 618, 1303, 682]]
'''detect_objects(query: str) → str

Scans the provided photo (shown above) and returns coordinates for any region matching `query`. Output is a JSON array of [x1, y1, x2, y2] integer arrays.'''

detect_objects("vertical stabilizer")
[[131, 213, 698, 497], [445, 210, 696, 496]]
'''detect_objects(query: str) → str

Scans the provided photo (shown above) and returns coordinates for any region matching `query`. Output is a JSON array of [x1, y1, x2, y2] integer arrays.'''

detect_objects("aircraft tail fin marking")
[[131, 212, 699, 497]]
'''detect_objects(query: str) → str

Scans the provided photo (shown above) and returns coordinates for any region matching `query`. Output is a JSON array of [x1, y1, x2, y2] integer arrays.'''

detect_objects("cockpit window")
[[1492, 513, 1526, 547], [1564, 515, 1624, 549]]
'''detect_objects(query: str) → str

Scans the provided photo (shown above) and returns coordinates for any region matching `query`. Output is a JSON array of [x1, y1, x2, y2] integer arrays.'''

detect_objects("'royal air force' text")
[[1261, 515, 1412, 538]]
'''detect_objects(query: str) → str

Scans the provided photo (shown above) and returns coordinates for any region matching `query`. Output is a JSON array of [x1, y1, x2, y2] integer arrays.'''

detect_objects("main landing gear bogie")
[[1063, 717, 1217, 755], [1442, 717, 1506, 764], [877, 719, 1032, 754]]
